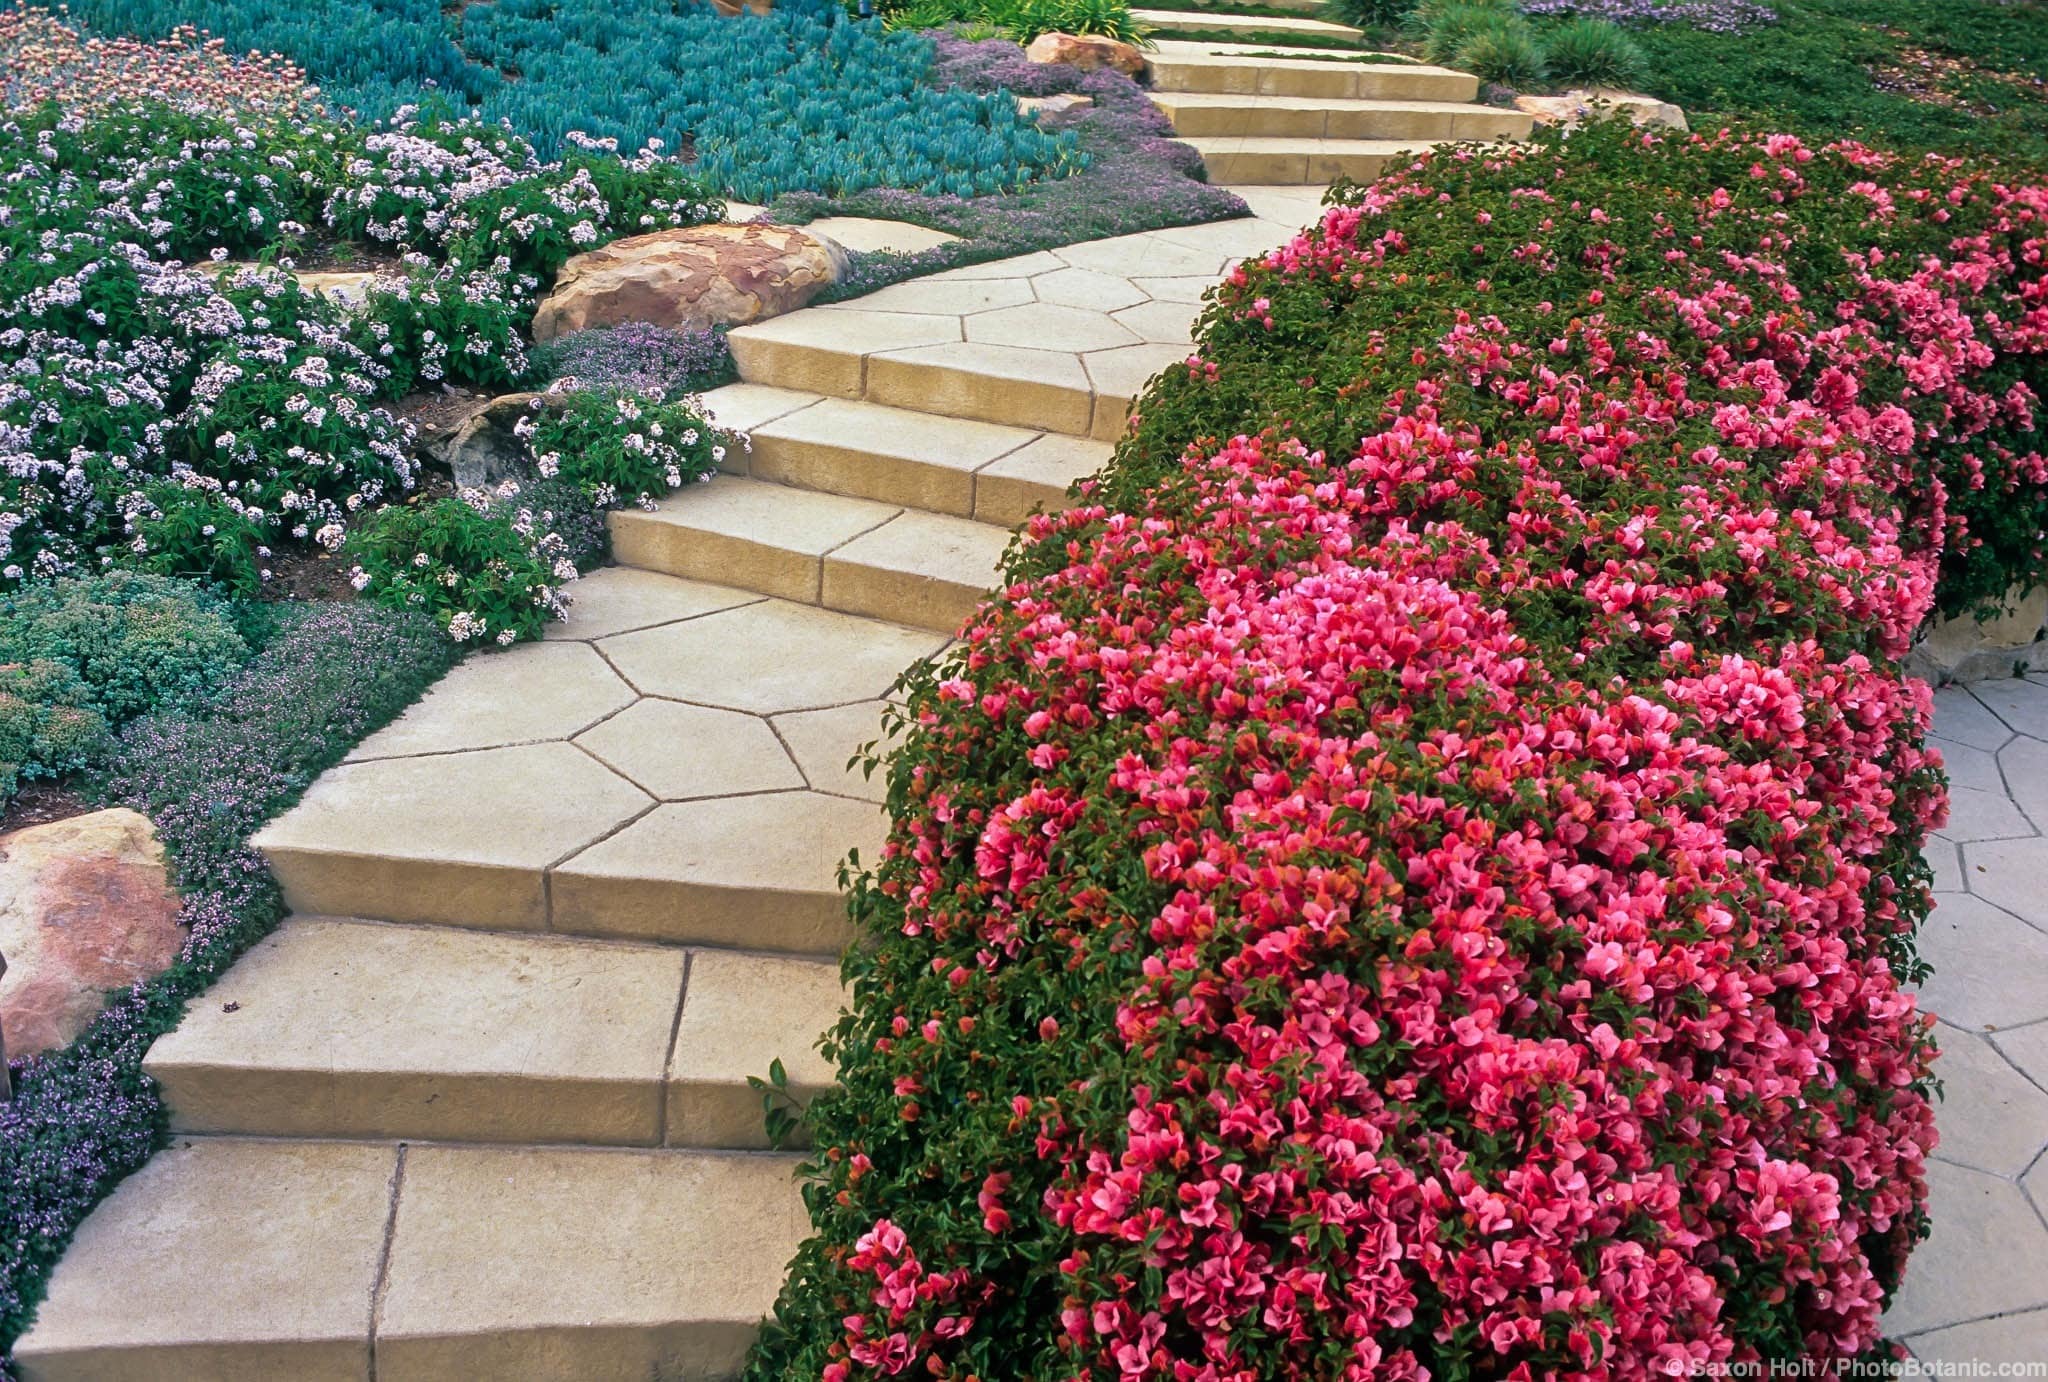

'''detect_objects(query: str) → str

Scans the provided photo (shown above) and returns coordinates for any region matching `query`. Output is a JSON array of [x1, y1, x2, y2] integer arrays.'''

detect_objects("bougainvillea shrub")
[[746, 121, 2048, 1380]]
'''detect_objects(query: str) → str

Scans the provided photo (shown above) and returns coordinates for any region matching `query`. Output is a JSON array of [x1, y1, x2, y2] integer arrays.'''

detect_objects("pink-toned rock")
[[1025, 31, 1147, 77], [530, 224, 849, 342], [0, 808, 182, 1058], [1514, 88, 1687, 131]]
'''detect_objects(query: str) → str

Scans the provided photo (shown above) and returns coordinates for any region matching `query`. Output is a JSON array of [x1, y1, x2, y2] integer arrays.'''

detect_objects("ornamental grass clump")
[[746, 120, 2048, 1379]]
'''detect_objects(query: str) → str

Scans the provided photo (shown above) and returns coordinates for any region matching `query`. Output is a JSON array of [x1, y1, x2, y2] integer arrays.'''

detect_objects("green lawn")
[[1633, 0, 2048, 164]]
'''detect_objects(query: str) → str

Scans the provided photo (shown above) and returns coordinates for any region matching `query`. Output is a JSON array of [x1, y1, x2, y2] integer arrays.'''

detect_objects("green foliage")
[[525, 390, 730, 508], [1409, 0, 1514, 63], [1542, 15, 1647, 86], [1322, 0, 1420, 28], [1626, 0, 2048, 166], [882, 0, 1145, 42], [0, 573, 249, 726], [344, 497, 562, 647], [1455, 13, 1549, 83], [0, 661, 110, 807]]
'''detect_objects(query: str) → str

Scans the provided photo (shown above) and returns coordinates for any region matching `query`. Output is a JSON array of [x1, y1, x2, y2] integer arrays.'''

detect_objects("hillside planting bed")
[[747, 121, 2048, 1379]]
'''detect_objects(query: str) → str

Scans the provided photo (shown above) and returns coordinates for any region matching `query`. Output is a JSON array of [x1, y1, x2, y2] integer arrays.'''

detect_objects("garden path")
[[1141, 36, 1533, 183], [12, 187, 1337, 1380], [15, 160, 2048, 1374]]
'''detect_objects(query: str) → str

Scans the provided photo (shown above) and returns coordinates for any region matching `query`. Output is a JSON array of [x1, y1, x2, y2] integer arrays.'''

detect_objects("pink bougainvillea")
[[746, 122, 2048, 1382]]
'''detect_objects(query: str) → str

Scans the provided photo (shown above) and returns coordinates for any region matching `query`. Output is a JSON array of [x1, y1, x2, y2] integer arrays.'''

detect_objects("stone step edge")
[[253, 817, 861, 958], [1146, 53, 1481, 102], [725, 326, 1144, 443], [698, 383, 1107, 527], [10, 1135, 808, 1382], [1151, 93, 1534, 140], [606, 475, 1012, 635], [142, 916, 842, 1151]]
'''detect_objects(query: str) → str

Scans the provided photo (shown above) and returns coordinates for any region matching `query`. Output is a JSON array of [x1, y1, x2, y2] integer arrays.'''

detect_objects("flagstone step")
[[1153, 91, 1533, 141], [142, 918, 841, 1149], [609, 474, 1011, 632], [254, 592, 943, 952], [728, 314, 1184, 443], [11, 1137, 806, 1382], [1182, 135, 1430, 184], [696, 384, 1109, 525], [1134, 7, 1364, 40], [1147, 42, 1479, 101]]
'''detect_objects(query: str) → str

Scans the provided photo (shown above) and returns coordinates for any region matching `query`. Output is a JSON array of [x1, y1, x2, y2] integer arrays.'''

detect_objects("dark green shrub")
[[344, 497, 562, 647], [1455, 16, 1549, 84], [1542, 15, 1648, 87], [1407, 0, 1514, 64], [0, 573, 249, 726], [526, 389, 729, 508], [0, 661, 110, 807], [1322, 0, 1418, 27]]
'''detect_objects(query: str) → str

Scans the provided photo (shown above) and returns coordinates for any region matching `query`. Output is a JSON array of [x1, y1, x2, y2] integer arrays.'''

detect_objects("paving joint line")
[[366, 1142, 409, 1381]]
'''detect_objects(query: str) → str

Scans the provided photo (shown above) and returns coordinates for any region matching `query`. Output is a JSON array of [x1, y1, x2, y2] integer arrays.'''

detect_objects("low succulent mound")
[[746, 122, 2048, 1379]]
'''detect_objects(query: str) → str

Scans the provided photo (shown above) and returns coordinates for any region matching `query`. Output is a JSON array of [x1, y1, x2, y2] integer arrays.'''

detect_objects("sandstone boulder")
[[531, 224, 849, 342], [1908, 586, 2048, 685], [1515, 89, 1688, 132], [0, 808, 182, 1060], [1025, 32, 1147, 77]]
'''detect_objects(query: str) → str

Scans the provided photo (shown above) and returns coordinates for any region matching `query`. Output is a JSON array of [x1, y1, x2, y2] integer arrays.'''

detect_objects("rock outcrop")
[[531, 224, 848, 342], [0, 808, 182, 1059]]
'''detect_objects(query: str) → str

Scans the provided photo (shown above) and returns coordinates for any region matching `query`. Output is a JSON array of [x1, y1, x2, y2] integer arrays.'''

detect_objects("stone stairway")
[[1142, 37, 1531, 183], [11, 199, 1321, 1381]]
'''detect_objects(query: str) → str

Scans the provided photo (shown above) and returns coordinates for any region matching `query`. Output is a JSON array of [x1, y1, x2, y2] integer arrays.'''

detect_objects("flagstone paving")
[[15, 149, 2048, 1376], [1884, 681, 2048, 1364]]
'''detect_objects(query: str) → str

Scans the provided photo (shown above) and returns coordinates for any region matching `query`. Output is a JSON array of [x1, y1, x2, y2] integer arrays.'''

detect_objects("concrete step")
[[609, 474, 1011, 633], [1134, 7, 1364, 40], [1153, 91, 1533, 141], [255, 589, 939, 950], [696, 384, 1109, 526], [1147, 41, 1479, 101], [726, 312, 1181, 443], [11, 1137, 807, 1381], [143, 918, 841, 1149], [1182, 135, 1431, 184]]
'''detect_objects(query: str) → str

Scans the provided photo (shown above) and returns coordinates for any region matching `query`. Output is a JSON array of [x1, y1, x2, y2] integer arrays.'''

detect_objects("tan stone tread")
[[610, 475, 1012, 632], [146, 919, 841, 1148], [1152, 91, 1533, 142], [1146, 45, 1479, 102], [1132, 7, 1364, 39], [1182, 135, 1432, 185], [146, 918, 679, 1145], [12, 1138, 807, 1382]]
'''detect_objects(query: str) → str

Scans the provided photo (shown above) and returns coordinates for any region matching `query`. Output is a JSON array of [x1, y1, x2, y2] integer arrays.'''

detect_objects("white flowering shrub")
[[0, 96, 724, 607]]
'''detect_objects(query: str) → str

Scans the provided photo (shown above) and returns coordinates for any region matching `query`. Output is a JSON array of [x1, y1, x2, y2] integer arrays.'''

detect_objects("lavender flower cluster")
[[525, 321, 736, 398], [1519, 0, 1775, 34], [1, 602, 458, 1367]]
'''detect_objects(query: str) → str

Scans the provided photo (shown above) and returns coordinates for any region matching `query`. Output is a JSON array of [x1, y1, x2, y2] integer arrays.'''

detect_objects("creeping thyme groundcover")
[[747, 121, 2048, 1379]]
